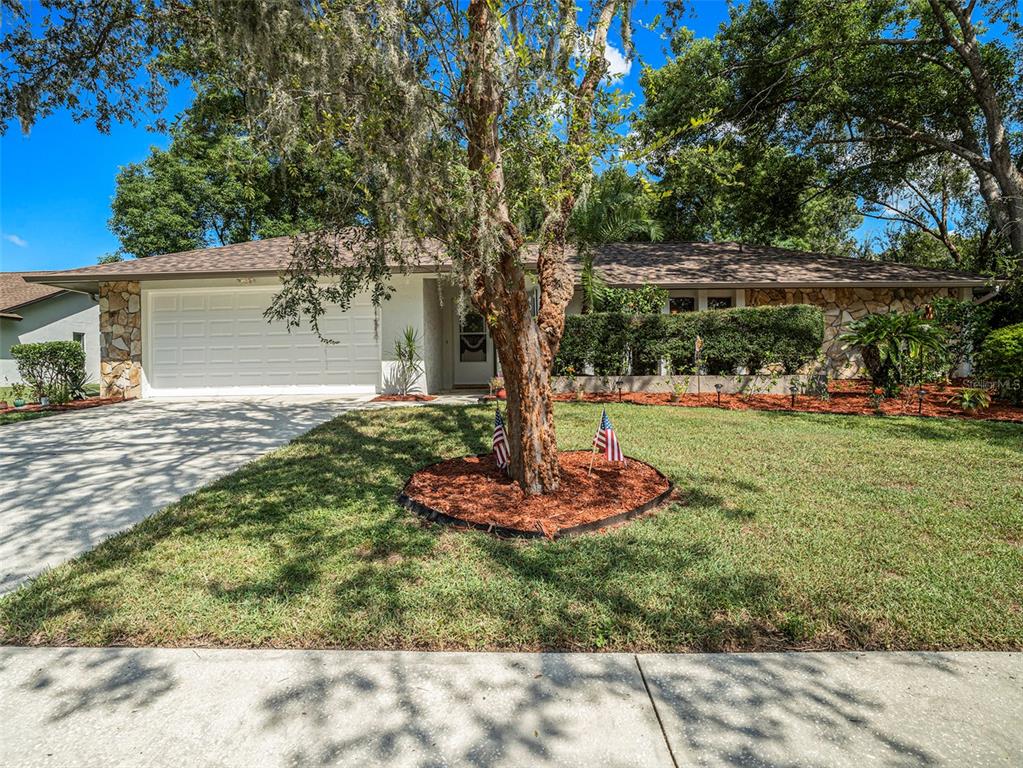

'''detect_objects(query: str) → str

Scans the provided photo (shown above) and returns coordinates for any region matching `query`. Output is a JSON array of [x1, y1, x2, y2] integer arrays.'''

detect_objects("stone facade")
[[745, 286, 958, 376], [99, 281, 142, 399]]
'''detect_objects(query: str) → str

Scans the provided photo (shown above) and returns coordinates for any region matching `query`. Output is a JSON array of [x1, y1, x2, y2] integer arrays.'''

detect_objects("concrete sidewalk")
[[1, 647, 1019, 767]]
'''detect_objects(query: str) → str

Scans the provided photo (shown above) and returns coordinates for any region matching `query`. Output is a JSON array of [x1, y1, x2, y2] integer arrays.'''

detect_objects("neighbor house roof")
[[0, 272, 67, 319], [25, 235, 989, 292]]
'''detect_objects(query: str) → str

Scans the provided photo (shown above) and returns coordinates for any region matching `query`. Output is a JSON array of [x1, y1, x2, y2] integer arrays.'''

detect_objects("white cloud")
[[604, 42, 632, 78], [3, 233, 27, 248]]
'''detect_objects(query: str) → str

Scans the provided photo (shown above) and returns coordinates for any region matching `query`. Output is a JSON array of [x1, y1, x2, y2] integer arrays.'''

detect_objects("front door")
[[453, 312, 493, 386]]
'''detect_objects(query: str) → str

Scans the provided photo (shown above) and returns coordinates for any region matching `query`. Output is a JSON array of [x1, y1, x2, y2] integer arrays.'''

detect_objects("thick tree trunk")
[[491, 312, 560, 494]]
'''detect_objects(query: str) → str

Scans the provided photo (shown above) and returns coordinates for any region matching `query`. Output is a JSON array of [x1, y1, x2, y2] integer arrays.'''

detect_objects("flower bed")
[[0, 396, 125, 417], [554, 380, 1023, 423], [399, 450, 672, 538]]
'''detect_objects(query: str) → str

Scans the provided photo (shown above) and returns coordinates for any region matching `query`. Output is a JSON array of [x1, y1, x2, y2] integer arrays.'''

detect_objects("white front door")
[[452, 311, 493, 386]]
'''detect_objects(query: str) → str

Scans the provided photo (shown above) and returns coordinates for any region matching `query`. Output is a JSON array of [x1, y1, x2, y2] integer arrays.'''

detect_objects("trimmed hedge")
[[10, 340, 87, 402], [555, 304, 825, 376]]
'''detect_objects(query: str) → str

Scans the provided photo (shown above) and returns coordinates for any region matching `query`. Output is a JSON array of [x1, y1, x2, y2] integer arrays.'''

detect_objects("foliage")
[[930, 297, 994, 377], [2, 405, 1021, 651], [571, 168, 665, 313], [976, 323, 1023, 403], [10, 342, 87, 401], [596, 284, 668, 315], [392, 326, 424, 397], [556, 305, 825, 377], [659, 0, 1023, 278], [636, 32, 861, 253], [109, 100, 358, 259], [948, 387, 992, 413], [840, 312, 947, 396]]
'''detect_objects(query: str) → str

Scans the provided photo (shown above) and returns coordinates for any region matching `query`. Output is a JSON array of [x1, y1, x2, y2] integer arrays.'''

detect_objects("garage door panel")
[[147, 288, 380, 394]]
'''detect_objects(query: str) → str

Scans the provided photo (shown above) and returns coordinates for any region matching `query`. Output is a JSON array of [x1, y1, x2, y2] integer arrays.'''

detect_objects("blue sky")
[[0, 1, 732, 273]]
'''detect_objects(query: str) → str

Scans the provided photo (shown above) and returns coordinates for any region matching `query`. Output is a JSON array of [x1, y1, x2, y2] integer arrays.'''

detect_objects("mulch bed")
[[0, 396, 125, 416], [399, 450, 672, 538], [371, 394, 437, 402], [555, 381, 1023, 423]]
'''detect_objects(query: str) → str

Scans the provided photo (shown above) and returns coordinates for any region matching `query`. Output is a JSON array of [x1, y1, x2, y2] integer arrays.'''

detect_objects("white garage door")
[[146, 288, 380, 396]]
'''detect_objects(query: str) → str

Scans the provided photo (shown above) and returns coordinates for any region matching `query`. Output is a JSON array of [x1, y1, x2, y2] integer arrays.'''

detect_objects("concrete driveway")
[[0, 396, 376, 593]]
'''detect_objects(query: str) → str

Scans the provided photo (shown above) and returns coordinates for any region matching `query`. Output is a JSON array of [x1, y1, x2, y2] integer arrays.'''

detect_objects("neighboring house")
[[0, 272, 100, 386], [27, 237, 988, 399]]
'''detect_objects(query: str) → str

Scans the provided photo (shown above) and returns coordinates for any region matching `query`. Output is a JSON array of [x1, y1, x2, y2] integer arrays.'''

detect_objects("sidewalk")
[[1, 647, 1020, 767]]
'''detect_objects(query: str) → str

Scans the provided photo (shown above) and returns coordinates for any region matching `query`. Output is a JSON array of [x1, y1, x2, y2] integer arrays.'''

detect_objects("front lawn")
[[2, 404, 1021, 651]]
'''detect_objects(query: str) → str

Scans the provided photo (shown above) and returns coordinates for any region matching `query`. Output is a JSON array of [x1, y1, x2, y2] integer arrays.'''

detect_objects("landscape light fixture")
[[918, 387, 927, 414], [715, 382, 723, 406], [789, 384, 799, 408]]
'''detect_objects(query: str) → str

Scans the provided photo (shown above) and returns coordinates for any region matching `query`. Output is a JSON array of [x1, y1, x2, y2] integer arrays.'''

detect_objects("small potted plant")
[[489, 376, 506, 400], [9, 381, 29, 408]]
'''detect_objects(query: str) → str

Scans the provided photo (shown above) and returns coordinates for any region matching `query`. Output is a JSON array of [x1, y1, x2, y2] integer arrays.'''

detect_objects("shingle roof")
[[25, 235, 988, 289], [0, 272, 65, 315], [591, 242, 987, 287]]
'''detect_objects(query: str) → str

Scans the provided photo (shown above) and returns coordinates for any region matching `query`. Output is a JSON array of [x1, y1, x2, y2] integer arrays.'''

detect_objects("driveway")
[[0, 396, 377, 593]]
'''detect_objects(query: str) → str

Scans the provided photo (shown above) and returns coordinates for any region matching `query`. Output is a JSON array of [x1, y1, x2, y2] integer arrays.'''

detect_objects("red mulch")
[[371, 394, 437, 402], [0, 396, 125, 416], [402, 450, 671, 538], [555, 381, 1023, 423]]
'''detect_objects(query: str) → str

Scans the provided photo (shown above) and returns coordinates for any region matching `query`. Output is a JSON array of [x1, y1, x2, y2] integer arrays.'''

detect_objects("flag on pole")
[[492, 408, 510, 469], [593, 408, 625, 463]]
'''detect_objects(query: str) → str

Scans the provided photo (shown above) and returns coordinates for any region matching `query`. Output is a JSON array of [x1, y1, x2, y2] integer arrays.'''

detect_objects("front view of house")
[[28, 237, 989, 399]]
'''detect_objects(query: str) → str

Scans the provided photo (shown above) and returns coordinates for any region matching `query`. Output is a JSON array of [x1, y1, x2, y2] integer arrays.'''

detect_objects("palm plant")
[[572, 168, 664, 313], [840, 311, 947, 395]]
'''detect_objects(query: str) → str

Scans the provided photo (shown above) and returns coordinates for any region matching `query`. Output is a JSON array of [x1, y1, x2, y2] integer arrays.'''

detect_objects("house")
[[0, 272, 100, 386], [26, 237, 988, 399]]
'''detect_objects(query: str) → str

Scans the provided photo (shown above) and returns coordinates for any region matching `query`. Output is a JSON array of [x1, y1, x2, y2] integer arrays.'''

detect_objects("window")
[[73, 332, 86, 347], [707, 296, 733, 310], [669, 296, 696, 314], [459, 313, 487, 362]]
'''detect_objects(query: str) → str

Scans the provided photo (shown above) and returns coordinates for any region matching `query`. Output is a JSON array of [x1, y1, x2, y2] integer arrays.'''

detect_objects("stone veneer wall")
[[745, 286, 957, 376], [99, 281, 142, 399]]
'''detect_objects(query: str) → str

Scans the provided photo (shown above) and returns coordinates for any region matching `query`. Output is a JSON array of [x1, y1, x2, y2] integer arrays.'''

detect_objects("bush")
[[839, 311, 947, 396], [10, 341, 87, 401], [554, 305, 824, 376], [976, 322, 1023, 403]]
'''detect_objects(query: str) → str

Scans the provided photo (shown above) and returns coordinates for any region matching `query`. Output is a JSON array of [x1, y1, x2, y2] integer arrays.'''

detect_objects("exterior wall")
[[379, 274, 428, 393], [0, 292, 99, 385], [745, 286, 959, 376], [99, 281, 142, 399]]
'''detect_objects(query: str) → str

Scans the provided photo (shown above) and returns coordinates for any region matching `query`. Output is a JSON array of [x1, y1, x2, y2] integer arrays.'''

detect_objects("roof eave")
[[604, 279, 991, 289]]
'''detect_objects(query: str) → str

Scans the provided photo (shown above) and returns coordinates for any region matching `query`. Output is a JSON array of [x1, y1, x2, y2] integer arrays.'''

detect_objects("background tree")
[[1, 0, 640, 494], [571, 166, 664, 313], [108, 94, 358, 259], [636, 31, 861, 254], [690, 0, 1022, 276]]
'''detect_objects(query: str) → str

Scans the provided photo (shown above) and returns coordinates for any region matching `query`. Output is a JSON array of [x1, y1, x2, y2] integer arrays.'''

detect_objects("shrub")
[[976, 322, 1023, 403], [554, 305, 824, 376], [839, 311, 946, 396], [930, 297, 993, 378], [10, 341, 87, 400], [392, 326, 424, 396]]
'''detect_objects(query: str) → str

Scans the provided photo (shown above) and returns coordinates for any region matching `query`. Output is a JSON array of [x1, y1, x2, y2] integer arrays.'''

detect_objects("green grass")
[[2, 404, 1021, 651]]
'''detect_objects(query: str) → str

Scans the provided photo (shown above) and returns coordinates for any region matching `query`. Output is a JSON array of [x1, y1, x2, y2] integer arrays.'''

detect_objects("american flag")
[[492, 408, 510, 469], [593, 408, 625, 463]]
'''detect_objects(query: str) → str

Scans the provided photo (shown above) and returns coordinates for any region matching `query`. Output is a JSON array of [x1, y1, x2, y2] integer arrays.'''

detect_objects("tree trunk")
[[490, 310, 560, 494]]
